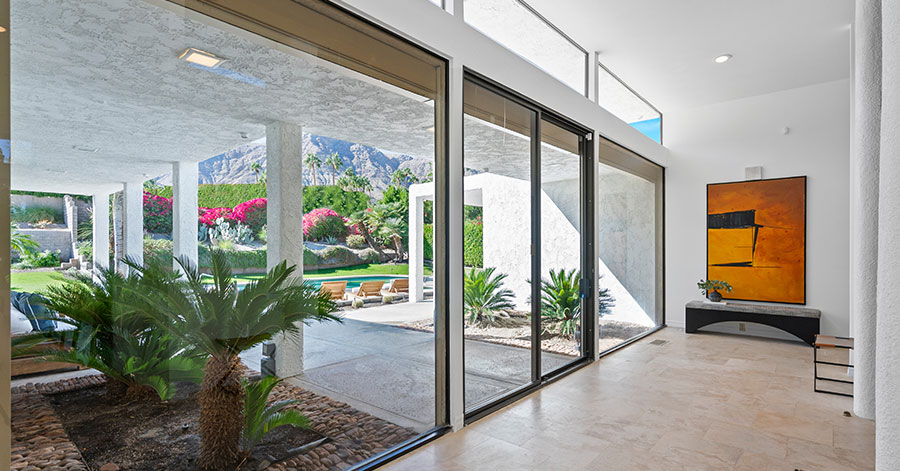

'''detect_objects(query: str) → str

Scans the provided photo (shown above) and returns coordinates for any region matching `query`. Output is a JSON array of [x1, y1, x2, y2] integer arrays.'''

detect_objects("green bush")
[[11, 206, 63, 224], [11, 190, 91, 202], [317, 246, 361, 266], [76, 240, 93, 260], [346, 234, 367, 249], [303, 246, 322, 266], [199, 245, 267, 270], [464, 222, 483, 268], [359, 248, 383, 264], [423, 223, 434, 260], [144, 238, 174, 268], [16, 250, 61, 268], [148, 183, 267, 209], [303, 186, 369, 216]]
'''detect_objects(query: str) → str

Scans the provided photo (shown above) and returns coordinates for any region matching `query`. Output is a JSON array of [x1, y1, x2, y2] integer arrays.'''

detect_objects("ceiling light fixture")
[[714, 54, 733, 64], [72, 145, 100, 153], [179, 47, 226, 68]]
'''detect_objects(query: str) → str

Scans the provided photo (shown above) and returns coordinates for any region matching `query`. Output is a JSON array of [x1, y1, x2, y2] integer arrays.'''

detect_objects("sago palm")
[[540, 268, 582, 338], [12, 267, 204, 400], [463, 267, 515, 327], [241, 376, 309, 453], [126, 250, 339, 471]]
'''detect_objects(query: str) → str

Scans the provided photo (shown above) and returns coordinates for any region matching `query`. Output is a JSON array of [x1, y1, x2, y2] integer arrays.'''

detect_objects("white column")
[[447, 60, 465, 431], [876, 0, 900, 467], [850, 0, 881, 420], [266, 121, 304, 378], [91, 193, 110, 271], [409, 187, 426, 302], [122, 181, 143, 272], [172, 161, 199, 272]]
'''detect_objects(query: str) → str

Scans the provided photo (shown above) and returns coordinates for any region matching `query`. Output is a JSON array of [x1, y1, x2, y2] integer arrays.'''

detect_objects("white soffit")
[[526, 0, 852, 112]]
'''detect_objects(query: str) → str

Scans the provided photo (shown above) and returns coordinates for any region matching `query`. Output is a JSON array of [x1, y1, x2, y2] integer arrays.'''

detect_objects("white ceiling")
[[526, 0, 853, 112]]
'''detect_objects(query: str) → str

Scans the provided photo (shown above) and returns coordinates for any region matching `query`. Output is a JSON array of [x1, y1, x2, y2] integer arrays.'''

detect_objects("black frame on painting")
[[706, 175, 808, 305]]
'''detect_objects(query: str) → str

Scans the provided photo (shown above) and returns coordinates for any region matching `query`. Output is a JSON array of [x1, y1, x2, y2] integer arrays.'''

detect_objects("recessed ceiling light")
[[179, 48, 226, 68], [72, 145, 100, 153], [714, 54, 733, 64]]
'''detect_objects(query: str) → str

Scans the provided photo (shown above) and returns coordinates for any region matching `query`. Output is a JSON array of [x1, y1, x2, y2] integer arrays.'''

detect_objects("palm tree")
[[125, 251, 339, 471], [391, 168, 419, 189], [324, 152, 342, 186], [354, 174, 373, 194], [376, 216, 406, 261], [337, 167, 356, 191], [12, 267, 204, 400], [10, 224, 39, 256], [348, 209, 386, 259], [304, 153, 322, 185], [250, 162, 263, 183], [463, 267, 515, 327]]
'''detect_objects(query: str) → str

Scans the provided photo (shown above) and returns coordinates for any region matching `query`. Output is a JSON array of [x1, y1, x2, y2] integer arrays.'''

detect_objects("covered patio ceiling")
[[10, 0, 583, 196]]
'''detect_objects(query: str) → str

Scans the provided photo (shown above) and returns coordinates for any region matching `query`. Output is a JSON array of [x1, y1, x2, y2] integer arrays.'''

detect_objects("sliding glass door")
[[462, 74, 593, 415]]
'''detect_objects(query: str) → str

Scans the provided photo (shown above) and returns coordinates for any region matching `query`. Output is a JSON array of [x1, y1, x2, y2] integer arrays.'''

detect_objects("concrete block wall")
[[14, 228, 73, 260]]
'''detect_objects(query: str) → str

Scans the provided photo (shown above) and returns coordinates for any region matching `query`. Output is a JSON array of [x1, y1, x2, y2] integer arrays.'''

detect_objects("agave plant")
[[12, 267, 204, 400], [241, 376, 309, 453], [464, 267, 515, 327], [126, 250, 339, 471], [540, 268, 582, 338]]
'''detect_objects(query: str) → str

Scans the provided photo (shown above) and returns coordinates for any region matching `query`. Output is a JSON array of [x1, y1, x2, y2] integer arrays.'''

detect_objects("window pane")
[[465, 0, 586, 94], [596, 139, 664, 351], [597, 64, 661, 143], [463, 78, 536, 411], [540, 119, 584, 375]]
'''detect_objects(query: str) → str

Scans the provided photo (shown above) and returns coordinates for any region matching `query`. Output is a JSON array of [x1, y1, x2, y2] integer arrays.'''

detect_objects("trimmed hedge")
[[12, 190, 91, 202], [147, 183, 369, 219], [422, 222, 482, 267]]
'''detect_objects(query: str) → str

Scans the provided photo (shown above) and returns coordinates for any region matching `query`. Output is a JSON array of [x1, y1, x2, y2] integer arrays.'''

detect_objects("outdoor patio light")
[[179, 47, 226, 68], [714, 54, 733, 63]]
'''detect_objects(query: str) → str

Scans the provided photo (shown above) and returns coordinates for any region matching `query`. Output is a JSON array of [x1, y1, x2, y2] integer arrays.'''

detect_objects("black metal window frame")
[[461, 69, 596, 423]]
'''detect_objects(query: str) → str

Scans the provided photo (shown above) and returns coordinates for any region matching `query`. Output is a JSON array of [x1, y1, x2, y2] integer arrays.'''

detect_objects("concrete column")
[[850, 0, 881, 420], [92, 193, 110, 271], [266, 121, 304, 378], [408, 185, 428, 302], [112, 192, 124, 272], [172, 161, 199, 272], [876, 0, 900, 467], [122, 181, 143, 272]]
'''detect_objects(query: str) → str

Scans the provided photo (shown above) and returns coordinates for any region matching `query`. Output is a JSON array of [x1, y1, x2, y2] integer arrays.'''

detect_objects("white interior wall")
[[665, 79, 852, 340]]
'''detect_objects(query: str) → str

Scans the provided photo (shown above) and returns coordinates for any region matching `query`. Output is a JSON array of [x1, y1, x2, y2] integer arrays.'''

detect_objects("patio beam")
[[172, 160, 199, 273], [122, 180, 143, 273], [266, 121, 305, 378], [91, 192, 110, 271]]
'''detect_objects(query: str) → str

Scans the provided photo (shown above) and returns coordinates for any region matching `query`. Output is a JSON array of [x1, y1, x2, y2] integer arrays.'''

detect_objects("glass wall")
[[9, 0, 446, 470], [595, 139, 664, 351], [462, 78, 536, 411], [597, 63, 662, 143], [465, 0, 587, 95]]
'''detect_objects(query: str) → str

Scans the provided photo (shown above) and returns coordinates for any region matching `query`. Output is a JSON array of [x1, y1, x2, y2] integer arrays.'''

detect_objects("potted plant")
[[697, 279, 733, 302]]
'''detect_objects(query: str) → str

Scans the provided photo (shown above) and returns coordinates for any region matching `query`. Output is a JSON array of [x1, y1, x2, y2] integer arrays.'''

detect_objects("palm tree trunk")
[[312, 166, 317, 186], [331, 167, 336, 186], [198, 354, 244, 471], [358, 222, 386, 259]]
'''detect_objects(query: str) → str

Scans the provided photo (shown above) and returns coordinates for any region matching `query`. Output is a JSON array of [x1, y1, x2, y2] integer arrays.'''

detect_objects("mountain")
[[155, 134, 433, 197]]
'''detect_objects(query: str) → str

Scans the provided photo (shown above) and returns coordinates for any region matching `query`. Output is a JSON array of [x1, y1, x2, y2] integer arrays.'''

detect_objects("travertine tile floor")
[[385, 328, 875, 470]]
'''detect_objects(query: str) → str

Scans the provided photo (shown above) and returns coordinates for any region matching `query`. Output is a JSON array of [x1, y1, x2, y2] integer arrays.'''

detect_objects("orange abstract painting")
[[707, 176, 806, 304]]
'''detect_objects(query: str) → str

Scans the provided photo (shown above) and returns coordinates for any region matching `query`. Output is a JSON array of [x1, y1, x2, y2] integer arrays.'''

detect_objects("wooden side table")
[[813, 334, 853, 397]]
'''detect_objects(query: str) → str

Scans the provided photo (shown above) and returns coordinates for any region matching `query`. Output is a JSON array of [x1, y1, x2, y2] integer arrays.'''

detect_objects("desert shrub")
[[303, 186, 369, 216], [143, 192, 173, 234], [303, 208, 348, 241], [303, 247, 323, 266], [321, 235, 339, 245], [464, 221, 483, 268], [16, 250, 61, 269], [198, 245, 267, 270], [231, 198, 267, 232], [346, 234, 367, 249], [11, 206, 63, 224], [143, 238, 174, 268]]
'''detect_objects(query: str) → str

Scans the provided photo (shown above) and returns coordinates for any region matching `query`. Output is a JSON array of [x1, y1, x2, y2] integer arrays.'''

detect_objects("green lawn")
[[11, 271, 67, 293], [201, 263, 432, 284]]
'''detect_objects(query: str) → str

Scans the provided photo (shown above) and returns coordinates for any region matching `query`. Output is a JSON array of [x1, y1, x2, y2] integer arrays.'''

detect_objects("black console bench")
[[685, 300, 821, 346]]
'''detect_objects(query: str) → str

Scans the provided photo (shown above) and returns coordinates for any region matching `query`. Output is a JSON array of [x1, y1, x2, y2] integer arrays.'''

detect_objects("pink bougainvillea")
[[232, 198, 267, 232], [199, 207, 234, 227], [143, 192, 173, 233], [303, 208, 348, 241], [343, 217, 360, 235]]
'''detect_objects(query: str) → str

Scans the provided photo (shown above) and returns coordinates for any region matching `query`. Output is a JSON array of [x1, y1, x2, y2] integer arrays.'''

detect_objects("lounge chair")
[[384, 278, 409, 294], [355, 280, 387, 299], [319, 281, 348, 300]]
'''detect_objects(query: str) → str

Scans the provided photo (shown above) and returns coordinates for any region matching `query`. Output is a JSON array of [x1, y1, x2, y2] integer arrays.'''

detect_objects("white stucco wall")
[[665, 79, 851, 339]]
